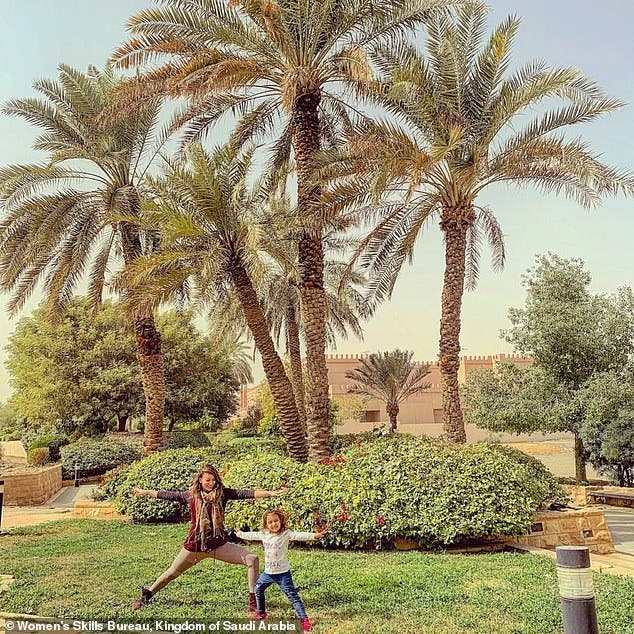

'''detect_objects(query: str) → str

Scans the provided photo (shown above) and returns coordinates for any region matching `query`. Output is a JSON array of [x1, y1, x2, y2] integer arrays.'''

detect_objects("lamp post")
[[74, 464, 81, 487], [556, 546, 599, 634]]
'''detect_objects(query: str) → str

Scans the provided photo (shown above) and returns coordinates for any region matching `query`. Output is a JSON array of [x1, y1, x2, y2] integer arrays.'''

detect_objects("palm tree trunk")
[[133, 314, 166, 454], [121, 220, 166, 455], [386, 402, 399, 432], [438, 205, 474, 444], [286, 304, 307, 431], [574, 432, 588, 483], [292, 89, 331, 462], [231, 262, 308, 462]]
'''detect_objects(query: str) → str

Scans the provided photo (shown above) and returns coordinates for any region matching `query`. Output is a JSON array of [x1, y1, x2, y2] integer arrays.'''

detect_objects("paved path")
[[0, 485, 95, 530], [600, 505, 634, 555]]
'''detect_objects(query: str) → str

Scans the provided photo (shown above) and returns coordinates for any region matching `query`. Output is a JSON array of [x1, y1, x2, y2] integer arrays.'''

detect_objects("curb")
[[509, 543, 634, 577]]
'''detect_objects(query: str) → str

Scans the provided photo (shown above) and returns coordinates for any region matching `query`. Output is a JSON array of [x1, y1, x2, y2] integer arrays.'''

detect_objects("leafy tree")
[[345, 349, 431, 431], [0, 401, 21, 442], [5, 299, 241, 438], [157, 311, 241, 430], [326, 5, 634, 444], [7, 300, 142, 437], [0, 65, 168, 454], [463, 362, 569, 436], [463, 254, 634, 481], [122, 143, 308, 461], [579, 371, 634, 486], [111, 0, 458, 461]]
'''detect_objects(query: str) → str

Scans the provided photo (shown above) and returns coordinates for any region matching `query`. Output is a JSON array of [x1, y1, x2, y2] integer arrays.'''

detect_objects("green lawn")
[[0, 520, 633, 633]]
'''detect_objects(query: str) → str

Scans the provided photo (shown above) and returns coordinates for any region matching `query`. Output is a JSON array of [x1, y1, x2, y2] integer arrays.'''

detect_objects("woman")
[[131, 463, 285, 614]]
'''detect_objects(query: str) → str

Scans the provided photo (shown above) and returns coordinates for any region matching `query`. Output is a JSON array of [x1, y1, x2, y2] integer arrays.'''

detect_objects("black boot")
[[132, 587, 153, 610]]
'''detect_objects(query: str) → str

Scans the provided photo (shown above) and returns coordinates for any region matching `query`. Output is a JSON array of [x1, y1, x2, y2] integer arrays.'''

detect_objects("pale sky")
[[1, 1, 633, 399]]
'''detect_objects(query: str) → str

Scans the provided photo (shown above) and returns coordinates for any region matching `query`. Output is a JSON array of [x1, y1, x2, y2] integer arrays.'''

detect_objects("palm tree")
[[346, 349, 430, 431], [122, 142, 308, 461], [212, 253, 371, 432], [110, 0, 460, 460], [326, 6, 634, 442], [0, 65, 170, 454]]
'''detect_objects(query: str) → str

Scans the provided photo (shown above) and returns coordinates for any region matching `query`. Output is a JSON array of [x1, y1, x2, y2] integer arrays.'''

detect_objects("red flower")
[[377, 516, 385, 526], [341, 503, 347, 511], [337, 513, 349, 523]]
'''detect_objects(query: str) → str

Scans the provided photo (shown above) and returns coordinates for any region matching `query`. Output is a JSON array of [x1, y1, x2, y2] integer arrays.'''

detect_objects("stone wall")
[[562, 484, 602, 506], [2, 464, 62, 505], [510, 508, 614, 554], [0, 441, 27, 464], [73, 500, 127, 520]]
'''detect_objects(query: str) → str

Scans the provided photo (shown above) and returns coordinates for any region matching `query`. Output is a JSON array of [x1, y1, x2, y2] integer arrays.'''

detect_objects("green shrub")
[[93, 464, 133, 501], [330, 430, 383, 453], [225, 436, 567, 549], [27, 447, 50, 466], [115, 448, 224, 521], [166, 430, 212, 449], [29, 434, 70, 461], [61, 437, 143, 479], [103, 435, 565, 548]]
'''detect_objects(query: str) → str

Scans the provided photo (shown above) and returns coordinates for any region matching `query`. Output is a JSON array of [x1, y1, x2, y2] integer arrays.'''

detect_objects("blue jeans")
[[254, 570, 307, 619]]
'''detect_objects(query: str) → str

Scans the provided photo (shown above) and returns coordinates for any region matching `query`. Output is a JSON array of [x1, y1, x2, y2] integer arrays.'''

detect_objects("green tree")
[[0, 65, 167, 454], [503, 255, 634, 481], [111, 0, 458, 461], [5, 299, 241, 438], [326, 5, 634, 444], [157, 311, 241, 430], [122, 143, 308, 461], [7, 300, 142, 437], [579, 371, 634, 486], [345, 349, 431, 431]]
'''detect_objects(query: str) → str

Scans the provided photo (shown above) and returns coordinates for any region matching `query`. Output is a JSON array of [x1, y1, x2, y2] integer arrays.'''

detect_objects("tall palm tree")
[[326, 6, 634, 442], [346, 349, 430, 431], [212, 253, 371, 431], [110, 0, 460, 460], [122, 142, 308, 461], [0, 65, 169, 454]]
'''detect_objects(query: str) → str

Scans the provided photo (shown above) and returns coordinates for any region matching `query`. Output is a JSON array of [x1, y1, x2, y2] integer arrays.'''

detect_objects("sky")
[[1, 0, 634, 400]]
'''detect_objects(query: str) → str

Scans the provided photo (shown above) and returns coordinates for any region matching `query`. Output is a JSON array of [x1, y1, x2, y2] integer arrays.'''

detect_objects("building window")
[[362, 410, 381, 423], [433, 409, 443, 424]]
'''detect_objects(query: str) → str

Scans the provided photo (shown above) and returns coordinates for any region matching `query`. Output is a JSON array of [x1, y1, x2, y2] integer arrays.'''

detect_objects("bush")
[[27, 447, 50, 466], [224, 435, 567, 549], [166, 430, 212, 449], [61, 437, 143, 479], [93, 465, 133, 502], [101, 435, 566, 548], [115, 448, 224, 521], [29, 434, 70, 461]]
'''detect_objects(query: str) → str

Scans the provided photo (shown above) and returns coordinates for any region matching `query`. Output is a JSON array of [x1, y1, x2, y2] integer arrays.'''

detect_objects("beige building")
[[238, 352, 559, 443]]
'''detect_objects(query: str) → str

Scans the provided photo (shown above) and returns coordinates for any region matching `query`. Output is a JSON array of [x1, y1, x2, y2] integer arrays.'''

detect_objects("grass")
[[0, 520, 633, 633]]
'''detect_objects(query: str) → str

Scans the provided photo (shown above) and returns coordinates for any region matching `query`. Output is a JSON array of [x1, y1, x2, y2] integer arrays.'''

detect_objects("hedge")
[[61, 437, 143, 479], [107, 435, 567, 548], [29, 434, 70, 461]]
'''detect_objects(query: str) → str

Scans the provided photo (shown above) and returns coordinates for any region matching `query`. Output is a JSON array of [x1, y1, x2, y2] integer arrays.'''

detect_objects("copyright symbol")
[[5, 619, 15, 630]]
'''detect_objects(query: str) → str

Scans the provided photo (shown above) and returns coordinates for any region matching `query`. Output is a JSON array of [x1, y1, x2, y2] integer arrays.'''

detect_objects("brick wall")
[[2, 464, 62, 505]]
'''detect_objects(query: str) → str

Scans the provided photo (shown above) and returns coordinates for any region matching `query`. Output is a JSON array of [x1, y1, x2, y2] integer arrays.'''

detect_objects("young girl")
[[236, 509, 328, 632], [131, 463, 285, 614]]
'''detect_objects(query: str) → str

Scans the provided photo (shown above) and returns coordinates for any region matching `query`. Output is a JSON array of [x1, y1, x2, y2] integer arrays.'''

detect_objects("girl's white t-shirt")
[[236, 528, 315, 573]]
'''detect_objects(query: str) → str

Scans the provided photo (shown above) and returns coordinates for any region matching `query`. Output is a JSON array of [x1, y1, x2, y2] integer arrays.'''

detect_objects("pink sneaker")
[[300, 617, 311, 632], [253, 612, 267, 620]]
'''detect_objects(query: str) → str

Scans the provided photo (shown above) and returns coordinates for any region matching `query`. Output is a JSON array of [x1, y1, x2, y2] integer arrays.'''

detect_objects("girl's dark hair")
[[262, 508, 288, 532]]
